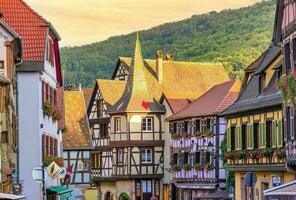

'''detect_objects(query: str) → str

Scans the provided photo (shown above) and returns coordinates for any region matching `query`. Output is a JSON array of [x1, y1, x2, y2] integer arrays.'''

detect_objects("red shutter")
[[45, 83, 49, 102], [42, 81, 44, 103], [50, 137, 54, 156], [54, 138, 58, 157], [54, 89, 57, 106], [50, 87, 52, 105], [42, 135, 45, 157], [45, 135, 49, 156]]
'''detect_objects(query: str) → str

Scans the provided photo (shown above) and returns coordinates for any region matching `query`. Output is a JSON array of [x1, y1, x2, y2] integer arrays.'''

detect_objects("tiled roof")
[[63, 91, 92, 150], [222, 44, 282, 116], [96, 80, 126, 106], [167, 80, 241, 121], [166, 98, 193, 114], [118, 57, 230, 100], [109, 33, 166, 113], [0, 0, 49, 61], [82, 88, 93, 108]]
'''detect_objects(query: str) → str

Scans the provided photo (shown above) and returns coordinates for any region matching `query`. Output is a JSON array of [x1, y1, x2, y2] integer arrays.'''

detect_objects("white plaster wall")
[[18, 73, 42, 200], [0, 25, 14, 78]]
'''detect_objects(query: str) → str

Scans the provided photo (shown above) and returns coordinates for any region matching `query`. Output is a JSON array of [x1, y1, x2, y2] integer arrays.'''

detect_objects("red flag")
[[63, 164, 73, 185], [141, 100, 149, 110]]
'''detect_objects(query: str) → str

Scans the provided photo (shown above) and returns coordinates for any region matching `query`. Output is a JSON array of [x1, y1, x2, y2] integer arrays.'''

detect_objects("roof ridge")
[[19, 0, 48, 24]]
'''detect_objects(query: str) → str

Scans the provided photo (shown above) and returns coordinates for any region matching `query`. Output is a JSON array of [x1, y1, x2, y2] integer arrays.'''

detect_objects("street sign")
[[32, 166, 43, 183], [272, 175, 281, 187], [46, 162, 62, 179], [244, 172, 257, 187]]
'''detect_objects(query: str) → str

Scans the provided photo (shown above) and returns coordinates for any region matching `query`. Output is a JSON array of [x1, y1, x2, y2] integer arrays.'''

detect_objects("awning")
[[47, 186, 72, 200], [0, 193, 26, 199], [175, 182, 216, 190]]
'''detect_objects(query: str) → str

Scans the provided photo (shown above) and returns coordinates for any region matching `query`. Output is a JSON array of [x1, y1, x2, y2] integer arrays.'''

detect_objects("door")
[[142, 180, 152, 200], [261, 181, 269, 200], [163, 185, 169, 200]]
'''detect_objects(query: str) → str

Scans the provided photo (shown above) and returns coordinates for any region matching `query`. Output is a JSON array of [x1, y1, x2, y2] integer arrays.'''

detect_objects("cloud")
[[25, 0, 261, 46]]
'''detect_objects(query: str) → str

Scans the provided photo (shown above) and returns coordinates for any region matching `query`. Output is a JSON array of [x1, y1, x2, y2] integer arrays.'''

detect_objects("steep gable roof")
[[63, 90, 92, 150], [116, 57, 229, 100], [0, 0, 59, 61], [109, 33, 165, 114], [222, 44, 282, 116], [96, 80, 126, 106], [167, 80, 241, 121]]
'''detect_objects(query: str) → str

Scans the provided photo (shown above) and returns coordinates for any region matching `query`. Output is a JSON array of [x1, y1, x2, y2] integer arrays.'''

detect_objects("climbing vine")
[[278, 71, 296, 106]]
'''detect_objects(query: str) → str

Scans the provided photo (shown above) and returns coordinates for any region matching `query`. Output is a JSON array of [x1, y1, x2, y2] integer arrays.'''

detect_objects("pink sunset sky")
[[26, 0, 262, 47]]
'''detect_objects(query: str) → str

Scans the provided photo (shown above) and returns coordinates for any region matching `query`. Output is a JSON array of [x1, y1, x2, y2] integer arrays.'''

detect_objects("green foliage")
[[226, 171, 235, 189], [61, 0, 276, 87], [43, 155, 64, 167], [43, 101, 53, 116]]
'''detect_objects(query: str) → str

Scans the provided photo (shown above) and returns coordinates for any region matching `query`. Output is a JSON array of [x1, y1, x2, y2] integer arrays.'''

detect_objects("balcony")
[[225, 148, 286, 171], [92, 136, 110, 149]]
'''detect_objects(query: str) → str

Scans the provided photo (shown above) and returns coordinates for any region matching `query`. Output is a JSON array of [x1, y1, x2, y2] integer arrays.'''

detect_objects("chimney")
[[156, 50, 163, 83], [166, 53, 173, 61]]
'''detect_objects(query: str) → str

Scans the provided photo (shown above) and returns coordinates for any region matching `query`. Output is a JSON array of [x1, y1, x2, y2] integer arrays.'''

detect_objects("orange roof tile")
[[0, 0, 48, 61], [63, 91, 92, 149]]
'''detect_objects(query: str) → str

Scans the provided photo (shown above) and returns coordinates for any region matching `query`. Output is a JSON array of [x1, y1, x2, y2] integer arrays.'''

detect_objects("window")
[[97, 99, 103, 118], [184, 121, 189, 133], [184, 153, 189, 165], [100, 123, 108, 138], [115, 117, 121, 133], [284, 42, 291, 73], [242, 125, 247, 150], [47, 38, 55, 66], [253, 123, 259, 149], [0, 61, 4, 69], [206, 119, 211, 130], [42, 134, 58, 157], [195, 152, 200, 163], [266, 121, 272, 148], [286, 106, 291, 140], [206, 152, 210, 163], [230, 126, 235, 151], [141, 149, 152, 164], [195, 120, 201, 132], [173, 122, 177, 134], [142, 117, 153, 132], [259, 73, 266, 94], [173, 153, 178, 165], [117, 149, 123, 164], [142, 180, 152, 193]]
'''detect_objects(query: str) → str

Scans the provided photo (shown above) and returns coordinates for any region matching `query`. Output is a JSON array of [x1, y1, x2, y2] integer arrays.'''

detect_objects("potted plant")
[[171, 164, 180, 172], [275, 148, 286, 160], [43, 155, 64, 167], [263, 148, 274, 163], [205, 163, 214, 170], [183, 164, 192, 171], [195, 131, 202, 137], [252, 149, 262, 164], [194, 163, 202, 170], [43, 101, 52, 116], [52, 107, 61, 121], [171, 133, 179, 140], [205, 129, 214, 137]]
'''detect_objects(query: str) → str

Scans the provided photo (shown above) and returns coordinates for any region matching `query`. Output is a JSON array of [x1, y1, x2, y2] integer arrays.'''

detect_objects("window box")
[[43, 155, 64, 167], [43, 101, 53, 116], [205, 129, 214, 137], [194, 163, 201, 171], [171, 164, 180, 172], [275, 148, 286, 160], [183, 164, 192, 171]]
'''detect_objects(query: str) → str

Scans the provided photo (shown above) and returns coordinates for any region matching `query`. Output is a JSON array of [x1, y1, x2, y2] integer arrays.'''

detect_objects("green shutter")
[[250, 124, 254, 149], [246, 125, 250, 149], [236, 126, 242, 150], [272, 120, 277, 148], [277, 120, 283, 147], [226, 128, 231, 151], [259, 122, 266, 148]]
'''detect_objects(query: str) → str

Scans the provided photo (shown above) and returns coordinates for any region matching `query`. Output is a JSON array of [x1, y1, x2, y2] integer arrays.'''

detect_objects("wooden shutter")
[[45, 135, 49, 156], [54, 138, 58, 157], [259, 122, 266, 148], [226, 127, 231, 151], [272, 120, 277, 148], [42, 81, 45, 103], [277, 120, 283, 147], [247, 124, 254, 149], [236, 126, 242, 150]]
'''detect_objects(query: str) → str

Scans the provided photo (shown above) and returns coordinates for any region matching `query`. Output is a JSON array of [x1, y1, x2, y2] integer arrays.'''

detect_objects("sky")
[[25, 0, 262, 47]]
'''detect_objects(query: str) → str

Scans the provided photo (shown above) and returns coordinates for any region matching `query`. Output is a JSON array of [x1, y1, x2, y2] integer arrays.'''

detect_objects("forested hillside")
[[61, 0, 276, 87]]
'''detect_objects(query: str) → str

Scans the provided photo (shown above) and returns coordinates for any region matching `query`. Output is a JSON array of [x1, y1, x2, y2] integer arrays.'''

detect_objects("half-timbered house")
[[88, 32, 230, 199], [222, 44, 295, 200], [63, 88, 92, 186], [166, 80, 241, 200], [0, 17, 22, 194], [0, 1, 64, 198], [273, 0, 296, 173]]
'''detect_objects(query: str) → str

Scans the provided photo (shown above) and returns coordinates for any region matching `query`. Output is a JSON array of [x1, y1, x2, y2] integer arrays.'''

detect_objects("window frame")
[[141, 117, 153, 132], [117, 148, 124, 164], [115, 117, 121, 133], [141, 148, 153, 164]]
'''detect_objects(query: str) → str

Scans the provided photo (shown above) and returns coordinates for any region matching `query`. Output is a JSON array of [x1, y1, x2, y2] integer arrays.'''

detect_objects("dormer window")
[[259, 73, 266, 94]]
